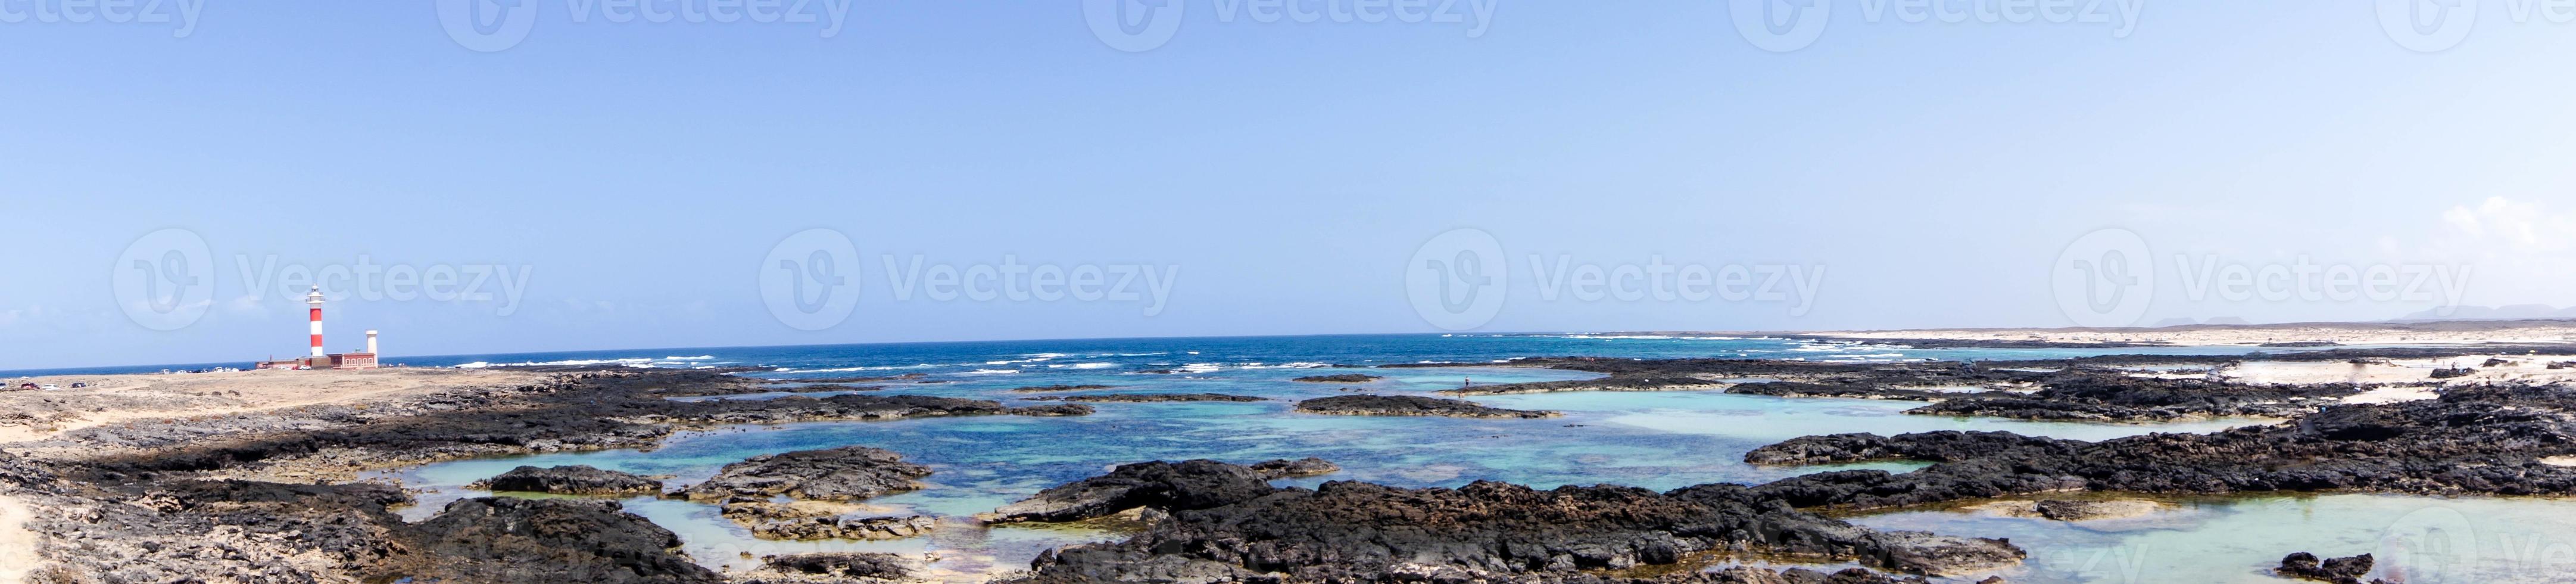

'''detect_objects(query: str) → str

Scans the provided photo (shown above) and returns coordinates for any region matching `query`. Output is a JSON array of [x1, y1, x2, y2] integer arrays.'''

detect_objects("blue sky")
[[5, 2, 2574, 369]]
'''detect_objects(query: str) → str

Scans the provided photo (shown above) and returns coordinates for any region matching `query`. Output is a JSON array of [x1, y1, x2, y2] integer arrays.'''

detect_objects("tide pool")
[[1850, 493, 2576, 583]]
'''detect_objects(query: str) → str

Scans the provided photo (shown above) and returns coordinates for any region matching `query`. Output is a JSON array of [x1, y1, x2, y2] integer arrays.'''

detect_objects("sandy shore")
[[0, 368, 548, 443], [0, 493, 33, 584], [1805, 319, 2576, 347]]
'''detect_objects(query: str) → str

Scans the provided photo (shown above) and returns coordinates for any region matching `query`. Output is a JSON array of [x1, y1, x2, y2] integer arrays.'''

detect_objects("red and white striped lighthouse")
[[305, 285, 326, 358]]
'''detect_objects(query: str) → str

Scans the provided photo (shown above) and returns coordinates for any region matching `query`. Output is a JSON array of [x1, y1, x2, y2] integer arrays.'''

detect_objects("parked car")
[[70, 382, 86, 389], [38, 384, 60, 391]]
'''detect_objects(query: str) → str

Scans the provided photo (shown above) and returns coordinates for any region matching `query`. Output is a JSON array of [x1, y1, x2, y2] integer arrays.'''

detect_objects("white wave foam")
[[769, 364, 941, 374], [454, 357, 657, 369], [962, 369, 1021, 375]]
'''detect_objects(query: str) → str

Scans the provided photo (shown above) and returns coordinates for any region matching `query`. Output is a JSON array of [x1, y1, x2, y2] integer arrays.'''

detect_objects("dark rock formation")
[[1008, 403, 1097, 417], [762, 552, 914, 580], [663, 393, 1084, 426], [1295, 394, 1560, 419], [2277, 552, 2378, 583], [1009, 467, 2023, 582], [1904, 372, 2357, 421], [394, 496, 719, 583], [1010, 384, 1117, 393], [468, 465, 663, 496], [1248, 457, 1339, 479], [1726, 381, 1960, 401], [986, 459, 1277, 523], [2029, 499, 2156, 521], [1292, 374, 1381, 383], [2430, 367, 2475, 379], [1022, 393, 1268, 403], [1745, 384, 2576, 510], [721, 502, 936, 541], [680, 446, 931, 502]]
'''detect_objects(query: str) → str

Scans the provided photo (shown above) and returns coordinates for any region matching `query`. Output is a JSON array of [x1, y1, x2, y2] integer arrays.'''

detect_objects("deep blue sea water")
[[3, 332, 2354, 378], [28, 334, 2565, 582]]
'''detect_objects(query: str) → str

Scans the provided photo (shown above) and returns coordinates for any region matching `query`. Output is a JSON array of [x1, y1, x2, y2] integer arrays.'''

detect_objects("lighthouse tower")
[[307, 285, 326, 358], [256, 285, 378, 371]]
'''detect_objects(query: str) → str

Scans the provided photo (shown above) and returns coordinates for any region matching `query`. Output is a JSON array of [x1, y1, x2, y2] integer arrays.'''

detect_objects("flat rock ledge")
[[987, 460, 2022, 582], [1248, 456, 1339, 479], [1292, 374, 1382, 383], [1009, 384, 1117, 393], [679, 446, 932, 503], [1966, 499, 2167, 521], [720, 501, 937, 541], [2277, 552, 2382, 584], [1294, 394, 1560, 419], [466, 465, 663, 496], [1739, 383, 2576, 511], [742, 552, 918, 583], [1021, 393, 1268, 403]]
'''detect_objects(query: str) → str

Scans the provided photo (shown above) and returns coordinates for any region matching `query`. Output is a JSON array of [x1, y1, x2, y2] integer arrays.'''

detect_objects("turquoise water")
[[1851, 494, 2576, 583], [370, 334, 2570, 581]]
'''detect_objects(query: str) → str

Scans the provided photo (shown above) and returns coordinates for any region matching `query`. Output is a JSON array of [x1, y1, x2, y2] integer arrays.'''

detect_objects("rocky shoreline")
[[989, 459, 2022, 582], [1018, 393, 1267, 403], [0, 369, 1091, 582], [8, 340, 2576, 582], [1741, 383, 2576, 510]]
